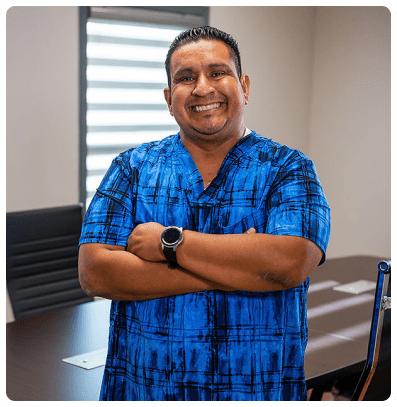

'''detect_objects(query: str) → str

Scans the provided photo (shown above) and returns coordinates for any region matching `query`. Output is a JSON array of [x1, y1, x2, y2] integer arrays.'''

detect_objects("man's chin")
[[190, 122, 226, 137]]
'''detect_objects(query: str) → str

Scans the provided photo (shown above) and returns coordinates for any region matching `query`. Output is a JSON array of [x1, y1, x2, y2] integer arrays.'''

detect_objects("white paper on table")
[[332, 279, 377, 295], [62, 348, 107, 370]]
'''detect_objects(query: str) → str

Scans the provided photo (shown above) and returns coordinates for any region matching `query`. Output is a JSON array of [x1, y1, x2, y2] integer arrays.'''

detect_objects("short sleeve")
[[79, 155, 136, 247], [265, 155, 331, 265]]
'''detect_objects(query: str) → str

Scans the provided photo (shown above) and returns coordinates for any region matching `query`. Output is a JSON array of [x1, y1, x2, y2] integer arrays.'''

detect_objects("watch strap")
[[163, 247, 179, 269]]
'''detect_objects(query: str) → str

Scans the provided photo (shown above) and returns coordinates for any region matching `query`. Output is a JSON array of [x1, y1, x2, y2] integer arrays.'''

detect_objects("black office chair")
[[6, 204, 94, 321]]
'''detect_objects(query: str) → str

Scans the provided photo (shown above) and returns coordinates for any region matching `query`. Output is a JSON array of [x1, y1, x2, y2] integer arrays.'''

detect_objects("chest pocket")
[[215, 207, 268, 235]]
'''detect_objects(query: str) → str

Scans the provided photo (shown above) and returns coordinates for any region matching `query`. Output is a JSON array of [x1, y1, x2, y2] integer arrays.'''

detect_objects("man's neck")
[[180, 126, 247, 186], [181, 125, 246, 153]]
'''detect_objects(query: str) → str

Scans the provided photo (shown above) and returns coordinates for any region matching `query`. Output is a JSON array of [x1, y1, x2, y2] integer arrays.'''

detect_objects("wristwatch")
[[161, 226, 184, 268]]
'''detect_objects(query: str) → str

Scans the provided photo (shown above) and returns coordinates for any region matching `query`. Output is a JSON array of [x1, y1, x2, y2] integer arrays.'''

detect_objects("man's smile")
[[190, 102, 222, 113]]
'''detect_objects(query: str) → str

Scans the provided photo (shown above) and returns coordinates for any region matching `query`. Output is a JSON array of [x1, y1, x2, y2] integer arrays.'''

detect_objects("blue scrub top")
[[80, 131, 331, 401]]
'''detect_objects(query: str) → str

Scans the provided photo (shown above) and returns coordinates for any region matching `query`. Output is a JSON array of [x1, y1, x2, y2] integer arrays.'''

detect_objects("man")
[[78, 26, 330, 401]]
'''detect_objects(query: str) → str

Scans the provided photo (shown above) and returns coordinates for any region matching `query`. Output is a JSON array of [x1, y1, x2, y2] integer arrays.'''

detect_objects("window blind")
[[84, 7, 206, 208]]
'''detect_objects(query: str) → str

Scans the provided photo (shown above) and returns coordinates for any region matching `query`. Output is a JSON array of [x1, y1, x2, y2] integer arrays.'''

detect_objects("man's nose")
[[192, 74, 215, 96]]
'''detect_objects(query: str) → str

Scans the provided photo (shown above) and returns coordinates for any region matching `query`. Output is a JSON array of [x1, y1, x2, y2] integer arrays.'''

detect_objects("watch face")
[[163, 227, 181, 245]]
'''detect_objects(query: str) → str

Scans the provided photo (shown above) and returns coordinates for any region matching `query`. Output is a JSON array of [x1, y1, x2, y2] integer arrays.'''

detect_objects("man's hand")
[[126, 222, 166, 262]]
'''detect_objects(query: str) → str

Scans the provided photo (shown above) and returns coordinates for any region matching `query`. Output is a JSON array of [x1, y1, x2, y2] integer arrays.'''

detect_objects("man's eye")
[[212, 72, 224, 78], [179, 76, 194, 82]]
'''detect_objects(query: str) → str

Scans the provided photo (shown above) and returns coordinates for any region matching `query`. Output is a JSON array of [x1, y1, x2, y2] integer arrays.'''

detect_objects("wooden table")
[[6, 298, 111, 401], [6, 256, 385, 401]]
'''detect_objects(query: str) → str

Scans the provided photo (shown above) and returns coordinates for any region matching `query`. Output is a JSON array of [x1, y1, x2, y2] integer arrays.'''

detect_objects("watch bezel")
[[161, 226, 184, 250]]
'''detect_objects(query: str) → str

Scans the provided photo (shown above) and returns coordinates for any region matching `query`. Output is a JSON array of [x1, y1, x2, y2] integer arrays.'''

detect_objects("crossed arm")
[[78, 222, 322, 301]]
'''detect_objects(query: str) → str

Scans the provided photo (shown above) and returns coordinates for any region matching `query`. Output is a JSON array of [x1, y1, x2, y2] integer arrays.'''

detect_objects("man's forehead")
[[170, 40, 234, 71]]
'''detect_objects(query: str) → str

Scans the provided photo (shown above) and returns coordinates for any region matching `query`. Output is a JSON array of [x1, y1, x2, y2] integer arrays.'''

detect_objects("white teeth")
[[192, 103, 221, 112]]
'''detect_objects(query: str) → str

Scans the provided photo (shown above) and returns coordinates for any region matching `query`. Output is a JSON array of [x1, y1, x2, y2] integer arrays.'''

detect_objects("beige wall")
[[6, 6, 391, 321], [6, 6, 80, 212], [308, 6, 391, 258]]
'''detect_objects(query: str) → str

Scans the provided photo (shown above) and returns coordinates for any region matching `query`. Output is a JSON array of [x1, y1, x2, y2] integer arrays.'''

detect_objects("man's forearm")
[[176, 230, 318, 291], [128, 223, 323, 293], [78, 243, 232, 301]]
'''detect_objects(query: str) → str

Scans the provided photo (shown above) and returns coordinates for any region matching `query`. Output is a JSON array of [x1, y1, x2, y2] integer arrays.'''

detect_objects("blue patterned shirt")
[[79, 131, 330, 401]]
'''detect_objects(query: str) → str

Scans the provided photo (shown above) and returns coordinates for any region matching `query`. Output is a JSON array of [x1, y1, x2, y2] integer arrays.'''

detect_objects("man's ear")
[[239, 74, 251, 105], [164, 88, 173, 116]]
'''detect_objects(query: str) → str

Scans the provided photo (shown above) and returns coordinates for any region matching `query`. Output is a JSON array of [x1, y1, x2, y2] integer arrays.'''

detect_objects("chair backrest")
[[6, 204, 93, 321]]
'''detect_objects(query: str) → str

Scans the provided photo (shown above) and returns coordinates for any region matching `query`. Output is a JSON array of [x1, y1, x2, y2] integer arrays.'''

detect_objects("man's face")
[[164, 40, 250, 143]]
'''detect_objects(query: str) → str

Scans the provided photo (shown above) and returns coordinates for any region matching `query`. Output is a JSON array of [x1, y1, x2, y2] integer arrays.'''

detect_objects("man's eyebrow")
[[207, 63, 232, 70], [173, 63, 233, 79], [173, 67, 193, 78]]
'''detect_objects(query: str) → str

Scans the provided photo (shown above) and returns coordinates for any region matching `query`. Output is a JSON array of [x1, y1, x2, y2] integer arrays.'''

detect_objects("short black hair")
[[165, 26, 242, 89]]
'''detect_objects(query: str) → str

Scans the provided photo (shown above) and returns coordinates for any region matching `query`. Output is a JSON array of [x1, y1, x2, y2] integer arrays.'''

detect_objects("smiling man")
[[78, 26, 331, 401]]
